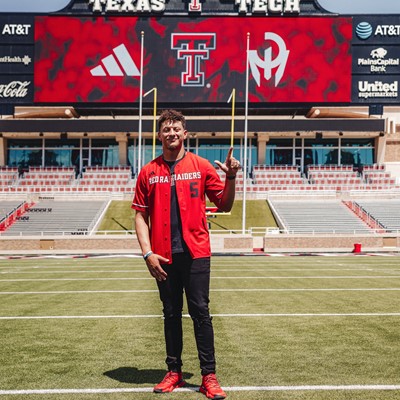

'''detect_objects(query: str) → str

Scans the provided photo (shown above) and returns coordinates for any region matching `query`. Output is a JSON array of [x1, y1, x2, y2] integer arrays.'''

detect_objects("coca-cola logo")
[[0, 80, 30, 98]]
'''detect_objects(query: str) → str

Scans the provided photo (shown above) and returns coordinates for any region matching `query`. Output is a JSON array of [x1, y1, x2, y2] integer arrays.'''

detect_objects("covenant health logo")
[[356, 22, 373, 40]]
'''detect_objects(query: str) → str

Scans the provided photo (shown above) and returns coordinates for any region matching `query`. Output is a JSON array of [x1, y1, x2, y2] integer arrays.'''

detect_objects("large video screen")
[[34, 16, 352, 104]]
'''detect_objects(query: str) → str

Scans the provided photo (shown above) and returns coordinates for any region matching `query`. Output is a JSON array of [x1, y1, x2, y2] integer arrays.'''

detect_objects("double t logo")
[[171, 33, 216, 87]]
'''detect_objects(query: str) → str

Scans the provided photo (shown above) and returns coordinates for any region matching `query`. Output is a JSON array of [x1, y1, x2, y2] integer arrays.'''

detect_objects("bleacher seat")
[[269, 199, 373, 234], [2, 200, 108, 235]]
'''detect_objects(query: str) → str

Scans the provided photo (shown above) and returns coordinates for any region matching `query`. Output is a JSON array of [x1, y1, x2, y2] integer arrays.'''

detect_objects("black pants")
[[156, 253, 216, 376]]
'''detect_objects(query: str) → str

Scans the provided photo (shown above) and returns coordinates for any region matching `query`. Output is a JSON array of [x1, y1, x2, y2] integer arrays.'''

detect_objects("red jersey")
[[132, 152, 225, 262]]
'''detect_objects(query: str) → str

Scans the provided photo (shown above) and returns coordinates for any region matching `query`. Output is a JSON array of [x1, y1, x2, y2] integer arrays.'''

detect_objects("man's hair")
[[158, 109, 186, 131]]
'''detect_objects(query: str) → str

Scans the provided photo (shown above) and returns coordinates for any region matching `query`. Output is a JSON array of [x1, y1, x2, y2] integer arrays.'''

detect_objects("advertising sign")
[[0, 46, 34, 74], [0, 75, 33, 104], [0, 16, 34, 44], [353, 17, 400, 45], [34, 16, 352, 104], [352, 76, 399, 104], [352, 16, 400, 104], [352, 46, 400, 75]]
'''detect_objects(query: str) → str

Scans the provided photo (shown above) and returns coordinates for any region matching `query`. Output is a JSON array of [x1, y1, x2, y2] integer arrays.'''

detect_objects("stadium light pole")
[[144, 87, 158, 159], [242, 32, 250, 235], [137, 31, 145, 176]]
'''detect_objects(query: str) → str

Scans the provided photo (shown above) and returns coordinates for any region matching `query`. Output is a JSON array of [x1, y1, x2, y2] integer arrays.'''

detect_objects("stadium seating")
[[0, 167, 19, 188], [0, 200, 32, 231], [1, 199, 108, 235], [77, 166, 134, 192], [250, 165, 309, 191], [269, 199, 373, 234], [354, 199, 400, 232], [0, 166, 136, 194], [0, 163, 398, 195]]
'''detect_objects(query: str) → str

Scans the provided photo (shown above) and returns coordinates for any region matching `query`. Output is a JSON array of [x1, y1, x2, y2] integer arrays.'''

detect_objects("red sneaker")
[[153, 371, 186, 393], [199, 373, 227, 399]]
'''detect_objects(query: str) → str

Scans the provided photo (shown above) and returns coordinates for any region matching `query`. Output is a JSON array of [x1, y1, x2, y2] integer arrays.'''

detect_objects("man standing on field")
[[132, 109, 240, 400]]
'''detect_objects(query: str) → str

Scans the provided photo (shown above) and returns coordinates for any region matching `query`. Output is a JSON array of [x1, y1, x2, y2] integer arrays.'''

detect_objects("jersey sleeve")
[[131, 169, 149, 213], [204, 160, 225, 207]]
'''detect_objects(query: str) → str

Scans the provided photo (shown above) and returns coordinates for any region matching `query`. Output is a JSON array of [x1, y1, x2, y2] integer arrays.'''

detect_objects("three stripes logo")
[[90, 44, 140, 77]]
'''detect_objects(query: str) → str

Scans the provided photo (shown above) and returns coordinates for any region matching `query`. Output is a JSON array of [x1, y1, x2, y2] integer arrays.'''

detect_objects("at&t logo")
[[249, 32, 289, 87], [356, 22, 373, 40]]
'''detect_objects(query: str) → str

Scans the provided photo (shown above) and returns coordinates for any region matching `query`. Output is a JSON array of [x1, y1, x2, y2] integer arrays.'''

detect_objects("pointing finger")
[[226, 147, 233, 163]]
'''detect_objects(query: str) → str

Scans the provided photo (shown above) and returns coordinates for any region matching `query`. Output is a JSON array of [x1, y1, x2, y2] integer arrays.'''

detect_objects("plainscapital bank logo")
[[357, 48, 400, 73], [356, 22, 373, 40]]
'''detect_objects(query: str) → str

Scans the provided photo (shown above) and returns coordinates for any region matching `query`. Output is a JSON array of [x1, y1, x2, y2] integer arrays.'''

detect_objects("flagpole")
[[242, 32, 250, 235], [144, 87, 157, 159], [137, 31, 144, 176], [227, 88, 236, 147]]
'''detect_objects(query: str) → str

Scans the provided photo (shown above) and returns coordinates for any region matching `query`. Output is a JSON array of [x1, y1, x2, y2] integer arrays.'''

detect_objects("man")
[[132, 109, 240, 400]]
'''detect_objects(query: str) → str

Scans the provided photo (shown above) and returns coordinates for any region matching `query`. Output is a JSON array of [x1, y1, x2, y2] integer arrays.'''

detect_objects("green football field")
[[1, 255, 400, 400]]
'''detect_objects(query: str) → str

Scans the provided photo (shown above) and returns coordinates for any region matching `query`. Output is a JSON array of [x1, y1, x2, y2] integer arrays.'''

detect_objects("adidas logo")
[[90, 44, 140, 77]]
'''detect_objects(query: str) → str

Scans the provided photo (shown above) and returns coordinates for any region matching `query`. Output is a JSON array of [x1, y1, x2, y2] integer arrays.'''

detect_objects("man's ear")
[[183, 130, 188, 139]]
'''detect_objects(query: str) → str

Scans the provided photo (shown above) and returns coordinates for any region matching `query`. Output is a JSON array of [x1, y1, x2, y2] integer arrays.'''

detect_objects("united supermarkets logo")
[[358, 80, 398, 99], [90, 44, 140, 77]]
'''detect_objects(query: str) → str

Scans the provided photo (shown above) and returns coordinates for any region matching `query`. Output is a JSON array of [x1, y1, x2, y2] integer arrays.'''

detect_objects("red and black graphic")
[[34, 16, 352, 104]]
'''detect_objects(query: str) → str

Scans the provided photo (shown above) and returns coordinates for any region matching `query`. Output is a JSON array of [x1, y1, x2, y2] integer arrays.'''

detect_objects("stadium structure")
[[0, 0, 400, 253]]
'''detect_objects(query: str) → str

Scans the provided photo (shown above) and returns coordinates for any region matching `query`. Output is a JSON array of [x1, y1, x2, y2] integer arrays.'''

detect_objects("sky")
[[0, 0, 71, 12], [0, 0, 399, 13], [317, 0, 400, 14]]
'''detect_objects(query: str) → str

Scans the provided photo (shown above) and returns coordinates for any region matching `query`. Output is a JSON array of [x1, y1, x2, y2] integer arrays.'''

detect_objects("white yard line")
[[0, 290, 159, 294], [1, 275, 400, 282], [0, 270, 148, 274], [0, 277, 153, 281], [1, 384, 400, 395], [1, 288, 400, 295], [1, 313, 400, 320], [2, 268, 399, 273], [0, 268, 149, 275]]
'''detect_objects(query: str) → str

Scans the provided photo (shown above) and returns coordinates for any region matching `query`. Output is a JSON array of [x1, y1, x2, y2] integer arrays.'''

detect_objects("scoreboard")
[[1, 1, 400, 106]]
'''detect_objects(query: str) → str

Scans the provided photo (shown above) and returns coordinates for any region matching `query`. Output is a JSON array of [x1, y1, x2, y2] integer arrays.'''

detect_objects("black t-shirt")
[[165, 157, 188, 254]]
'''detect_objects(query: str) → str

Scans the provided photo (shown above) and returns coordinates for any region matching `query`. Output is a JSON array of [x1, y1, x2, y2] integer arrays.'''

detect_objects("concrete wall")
[[0, 234, 255, 254], [263, 234, 400, 252], [0, 234, 399, 254]]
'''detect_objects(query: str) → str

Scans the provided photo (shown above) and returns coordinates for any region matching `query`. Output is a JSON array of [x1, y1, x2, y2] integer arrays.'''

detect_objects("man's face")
[[158, 120, 187, 151]]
